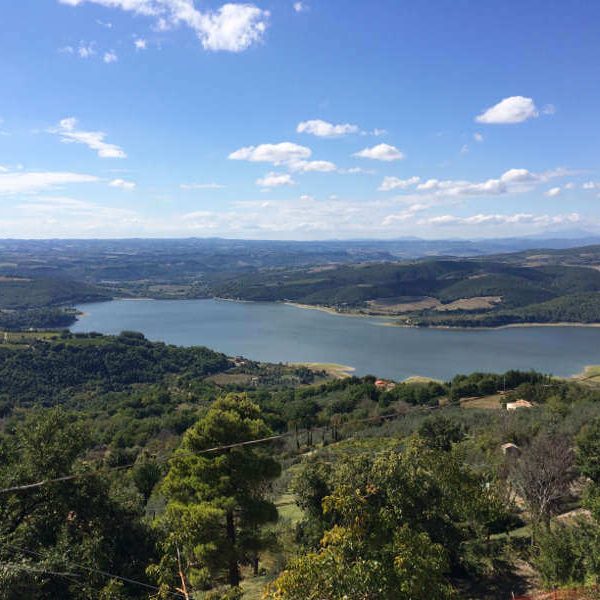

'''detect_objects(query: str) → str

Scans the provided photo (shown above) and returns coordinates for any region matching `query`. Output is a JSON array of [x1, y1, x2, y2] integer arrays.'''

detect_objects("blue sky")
[[0, 0, 599, 239]]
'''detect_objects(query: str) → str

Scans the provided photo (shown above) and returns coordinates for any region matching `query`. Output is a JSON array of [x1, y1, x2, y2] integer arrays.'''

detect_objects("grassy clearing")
[[241, 575, 270, 599], [403, 375, 443, 384], [574, 365, 600, 385], [291, 362, 355, 379], [275, 492, 303, 525], [460, 393, 505, 410]]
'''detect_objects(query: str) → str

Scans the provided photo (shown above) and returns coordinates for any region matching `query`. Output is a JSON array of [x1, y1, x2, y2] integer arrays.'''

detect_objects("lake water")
[[72, 299, 600, 381]]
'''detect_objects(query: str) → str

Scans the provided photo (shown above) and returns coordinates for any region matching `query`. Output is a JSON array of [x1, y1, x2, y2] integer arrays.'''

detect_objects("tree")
[[577, 418, 600, 483], [264, 524, 453, 600], [510, 434, 575, 532], [0, 408, 155, 599], [152, 394, 281, 595], [267, 437, 507, 599], [417, 415, 465, 452]]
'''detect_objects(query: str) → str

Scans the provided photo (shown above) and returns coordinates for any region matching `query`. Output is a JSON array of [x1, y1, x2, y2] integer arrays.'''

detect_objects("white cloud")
[[96, 19, 113, 27], [199, 4, 269, 52], [476, 96, 541, 124], [371, 128, 387, 137], [103, 50, 118, 63], [134, 38, 148, 50], [473, 132, 484, 142], [353, 143, 405, 162], [407, 168, 565, 199], [420, 212, 580, 228], [50, 117, 127, 159], [545, 187, 561, 197], [180, 182, 225, 190], [0, 171, 99, 195], [499, 168, 538, 184], [78, 41, 96, 58], [460, 144, 469, 155], [58, 0, 270, 53], [583, 181, 598, 190], [341, 167, 376, 175], [256, 172, 295, 188], [297, 119, 359, 138], [378, 176, 420, 192], [229, 142, 311, 165], [109, 178, 136, 190], [293, 2, 308, 12], [289, 160, 337, 173]]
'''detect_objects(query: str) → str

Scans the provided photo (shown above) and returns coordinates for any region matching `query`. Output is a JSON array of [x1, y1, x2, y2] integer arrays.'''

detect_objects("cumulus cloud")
[[180, 182, 225, 190], [378, 176, 420, 192], [256, 172, 295, 188], [473, 132, 484, 142], [50, 117, 127, 159], [109, 178, 136, 190], [583, 181, 598, 190], [134, 38, 147, 50], [0, 171, 99, 195], [297, 119, 359, 138], [353, 143, 405, 161], [103, 50, 118, 63], [289, 160, 337, 173], [476, 96, 541, 124], [405, 167, 565, 198], [293, 2, 308, 12], [58, 0, 270, 52], [545, 187, 561, 197], [229, 142, 311, 165]]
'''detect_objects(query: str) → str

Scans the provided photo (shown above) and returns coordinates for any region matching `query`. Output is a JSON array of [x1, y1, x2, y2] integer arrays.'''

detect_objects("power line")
[[1, 542, 185, 599], [0, 404, 443, 495]]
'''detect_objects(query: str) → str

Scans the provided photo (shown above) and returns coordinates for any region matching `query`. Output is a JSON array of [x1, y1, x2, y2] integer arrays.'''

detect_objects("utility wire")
[[0, 404, 443, 495], [1, 542, 185, 599]]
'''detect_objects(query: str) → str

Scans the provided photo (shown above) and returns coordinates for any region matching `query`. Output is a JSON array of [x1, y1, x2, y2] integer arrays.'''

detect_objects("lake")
[[71, 299, 600, 381]]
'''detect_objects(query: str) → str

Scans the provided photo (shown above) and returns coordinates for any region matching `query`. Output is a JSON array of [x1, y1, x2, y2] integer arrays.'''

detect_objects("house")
[[375, 379, 395, 391], [506, 399, 533, 411]]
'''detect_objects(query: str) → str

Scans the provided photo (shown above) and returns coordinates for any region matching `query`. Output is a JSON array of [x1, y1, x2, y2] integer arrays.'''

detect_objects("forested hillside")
[[209, 253, 600, 327], [2, 333, 600, 598], [1, 243, 600, 330], [0, 276, 111, 330]]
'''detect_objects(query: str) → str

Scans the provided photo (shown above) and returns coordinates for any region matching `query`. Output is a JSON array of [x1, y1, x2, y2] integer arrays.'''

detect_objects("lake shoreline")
[[282, 301, 600, 330], [71, 298, 600, 382]]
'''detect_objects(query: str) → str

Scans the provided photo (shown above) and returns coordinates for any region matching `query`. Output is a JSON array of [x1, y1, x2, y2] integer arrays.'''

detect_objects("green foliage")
[[0, 332, 229, 409], [0, 277, 110, 310], [0, 409, 155, 599], [534, 521, 600, 588], [418, 415, 465, 451], [269, 438, 509, 598], [577, 418, 600, 483], [265, 524, 454, 600], [152, 394, 281, 594]]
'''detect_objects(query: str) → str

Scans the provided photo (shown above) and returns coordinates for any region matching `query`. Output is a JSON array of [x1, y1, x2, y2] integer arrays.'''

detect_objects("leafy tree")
[[577, 418, 600, 483], [151, 394, 281, 595], [0, 408, 155, 599], [269, 437, 507, 598], [264, 524, 453, 600], [418, 415, 465, 451]]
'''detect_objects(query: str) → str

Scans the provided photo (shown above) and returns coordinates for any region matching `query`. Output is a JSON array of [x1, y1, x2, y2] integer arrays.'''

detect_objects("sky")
[[0, 0, 599, 240]]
